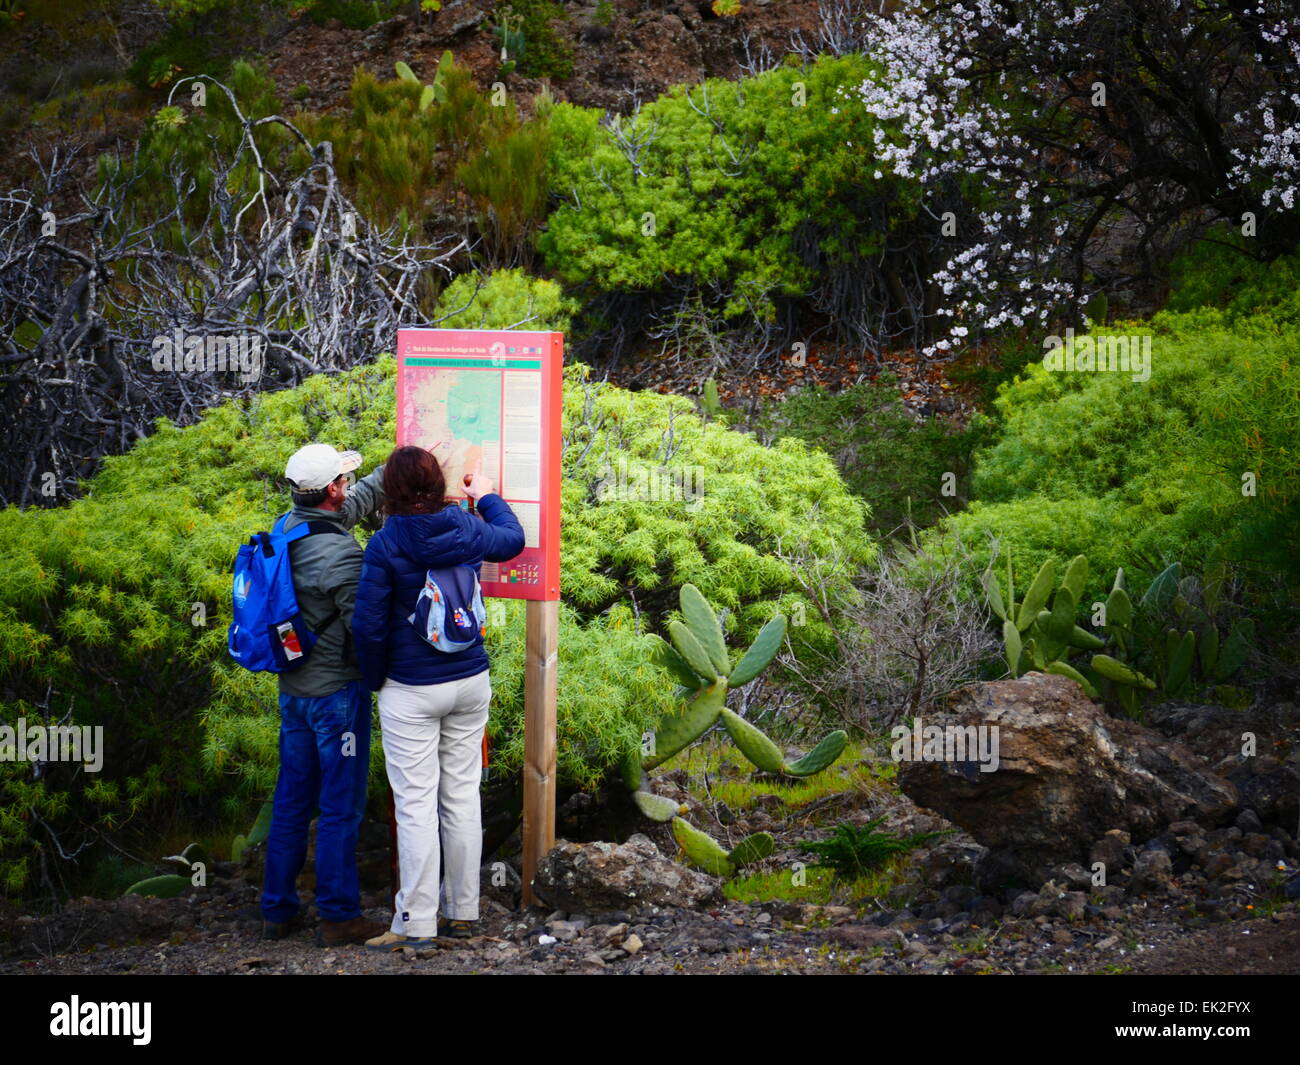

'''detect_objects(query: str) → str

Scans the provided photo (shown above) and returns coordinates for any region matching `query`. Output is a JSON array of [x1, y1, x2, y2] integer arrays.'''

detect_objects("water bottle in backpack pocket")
[[408, 565, 487, 652], [227, 513, 347, 672]]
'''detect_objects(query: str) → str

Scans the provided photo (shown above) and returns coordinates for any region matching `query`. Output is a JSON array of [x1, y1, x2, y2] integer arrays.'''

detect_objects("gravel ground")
[[3, 877, 1296, 976]]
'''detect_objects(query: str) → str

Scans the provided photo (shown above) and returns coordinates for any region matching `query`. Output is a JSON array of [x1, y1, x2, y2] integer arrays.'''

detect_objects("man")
[[261, 442, 389, 947]]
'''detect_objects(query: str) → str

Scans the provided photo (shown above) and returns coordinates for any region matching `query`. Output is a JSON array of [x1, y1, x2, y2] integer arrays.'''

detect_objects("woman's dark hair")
[[382, 445, 448, 516]]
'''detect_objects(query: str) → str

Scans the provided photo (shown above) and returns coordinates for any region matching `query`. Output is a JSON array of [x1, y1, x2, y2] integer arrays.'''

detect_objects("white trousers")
[[378, 669, 491, 937]]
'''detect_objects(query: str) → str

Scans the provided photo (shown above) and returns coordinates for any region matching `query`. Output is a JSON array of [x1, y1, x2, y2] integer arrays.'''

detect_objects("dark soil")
[[1123, 918, 1300, 976]]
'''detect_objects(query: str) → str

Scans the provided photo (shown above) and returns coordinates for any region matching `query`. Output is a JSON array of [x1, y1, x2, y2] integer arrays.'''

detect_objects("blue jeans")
[[261, 680, 371, 924]]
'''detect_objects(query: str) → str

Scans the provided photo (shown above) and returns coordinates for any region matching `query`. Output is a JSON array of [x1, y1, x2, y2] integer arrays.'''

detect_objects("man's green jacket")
[[277, 464, 385, 698]]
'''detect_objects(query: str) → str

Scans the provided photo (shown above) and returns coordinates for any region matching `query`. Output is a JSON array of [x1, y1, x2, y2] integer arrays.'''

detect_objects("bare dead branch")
[[0, 80, 467, 506]]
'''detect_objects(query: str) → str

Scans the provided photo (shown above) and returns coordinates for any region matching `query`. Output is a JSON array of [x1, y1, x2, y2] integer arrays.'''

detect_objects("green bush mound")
[[297, 0, 408, 31], [0, 285, 873, 895], [936, 310, 1300, 607], [498, 0, 574, 81], [433, 268, 579, 334], [125, 1, 247, 90], [538, 53, 988, 326]]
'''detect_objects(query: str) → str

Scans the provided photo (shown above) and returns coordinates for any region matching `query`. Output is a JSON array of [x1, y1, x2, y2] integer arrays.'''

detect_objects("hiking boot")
[[364, 930, 438, 952], [262, 913, 303, 940], [315, 915, 388, 947], [442, 919, 480, 939]]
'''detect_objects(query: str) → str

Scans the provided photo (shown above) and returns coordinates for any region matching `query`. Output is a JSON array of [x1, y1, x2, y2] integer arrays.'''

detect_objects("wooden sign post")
[[396, 328, 563, 911], [522, 599, 557, 907]]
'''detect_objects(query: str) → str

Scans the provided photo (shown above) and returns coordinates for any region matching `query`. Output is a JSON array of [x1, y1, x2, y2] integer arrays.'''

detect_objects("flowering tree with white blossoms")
[[842, 0, 1300, 357]]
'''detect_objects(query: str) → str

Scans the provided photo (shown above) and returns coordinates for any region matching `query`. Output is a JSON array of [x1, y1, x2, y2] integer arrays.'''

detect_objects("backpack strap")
[[274, 511, 349, 541], [281, 515, 351, 651], [303, 521, 349, 538]]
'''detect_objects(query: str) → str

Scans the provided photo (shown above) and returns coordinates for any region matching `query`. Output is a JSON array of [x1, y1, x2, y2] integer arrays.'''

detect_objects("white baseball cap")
[[284, 443, 363, 491]]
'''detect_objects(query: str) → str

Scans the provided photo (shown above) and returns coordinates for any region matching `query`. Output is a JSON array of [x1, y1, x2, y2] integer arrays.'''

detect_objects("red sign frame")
[[396, 328, 562, 602]]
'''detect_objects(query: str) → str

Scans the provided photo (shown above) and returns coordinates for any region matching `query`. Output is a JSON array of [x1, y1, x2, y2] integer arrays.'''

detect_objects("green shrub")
[[107, 57, 551, 258], [947, 332, 1046, 412], [936, 312, 1300, 608], [297, 0, 406, 29], [433, 268, 578, 333], [295, 61, 549, 248], [1163, 232, 1300, 326], [100, 60, 288, 236], [456, 117, 552, 267], [127, 30, 218, 90], [124, 0, 278, 90], [538, 54, 990, 330], [296, 69, 444, 235]]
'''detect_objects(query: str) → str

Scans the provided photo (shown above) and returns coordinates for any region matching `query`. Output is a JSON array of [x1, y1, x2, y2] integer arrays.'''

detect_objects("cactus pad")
[[1044, 660, 1099, 699], [633, 791, 681, 822], [679, 584, 730, 676], [784, 730, 848, 776], [1016, 557, 1056, 632], [728, 832, 775, 866], [642, 681, 726, 769], [123, 874, 192, 898], [672, 817, 734, 877], [1091, 653, 1156, 690], [646, 633, 704, 688], [668, 619, 718, 682], [727, 613, 786, 687], [621, 747, 645, 791], [720, 708, 785, 773]]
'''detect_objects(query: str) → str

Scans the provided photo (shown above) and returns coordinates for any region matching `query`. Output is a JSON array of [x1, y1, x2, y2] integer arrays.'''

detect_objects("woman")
[[351, 444, 525, 949]]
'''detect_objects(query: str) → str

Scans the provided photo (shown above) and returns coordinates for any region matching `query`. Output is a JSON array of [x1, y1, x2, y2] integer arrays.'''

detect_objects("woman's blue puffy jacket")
[[351, 494, 525, 691]]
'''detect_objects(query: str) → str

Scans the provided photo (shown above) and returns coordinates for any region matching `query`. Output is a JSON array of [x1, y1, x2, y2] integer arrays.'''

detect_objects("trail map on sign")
[[407, 369, 503, 500], [396, 329, 562, 601]]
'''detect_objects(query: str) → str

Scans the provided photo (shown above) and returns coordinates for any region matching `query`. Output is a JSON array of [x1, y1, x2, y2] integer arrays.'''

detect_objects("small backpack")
[[408, 565, 487, 653], [227, 513, 348, 673]]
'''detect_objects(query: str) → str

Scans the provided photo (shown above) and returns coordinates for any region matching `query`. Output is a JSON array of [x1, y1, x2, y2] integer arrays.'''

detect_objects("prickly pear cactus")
[[785, 730, 848, 776], [720, 708, 784, 774], [727, 832, 775, 866], [632, 791, 681, 822], [727, 614, 785, 687], [641, 681, 726, 770], [672, 817, 734, 876], [622, 584, 850, 865]]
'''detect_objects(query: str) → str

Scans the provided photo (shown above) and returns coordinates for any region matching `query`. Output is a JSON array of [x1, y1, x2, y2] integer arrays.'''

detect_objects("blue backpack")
[[408, 565, 488, 653], [227, 513, 348, 673]]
